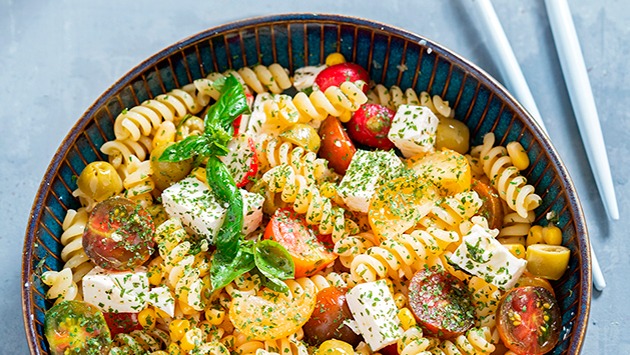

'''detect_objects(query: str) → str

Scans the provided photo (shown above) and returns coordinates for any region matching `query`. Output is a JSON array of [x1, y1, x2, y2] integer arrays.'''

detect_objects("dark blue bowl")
[[22, 14, 590, 354]]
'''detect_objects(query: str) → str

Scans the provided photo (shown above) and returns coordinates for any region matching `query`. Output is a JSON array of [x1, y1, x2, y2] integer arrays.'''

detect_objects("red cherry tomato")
[[408, 267, 474, 338], [44, 300, 111, 354], [263, 208, 336, 278], [83, 197, 155, 271], [379, 344, 399, 355], [318, 116, 357, 174], [315, 63, 370, 93], [471, 178, 504, 230], [303, 287, 362, 347], [102, 312, 143, 336], [497, 286, 561, 354], [346, 103, 396, 150]]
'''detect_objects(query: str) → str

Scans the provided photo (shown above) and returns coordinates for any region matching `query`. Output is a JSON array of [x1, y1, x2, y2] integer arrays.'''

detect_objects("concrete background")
[[1, 0, 628, 353]]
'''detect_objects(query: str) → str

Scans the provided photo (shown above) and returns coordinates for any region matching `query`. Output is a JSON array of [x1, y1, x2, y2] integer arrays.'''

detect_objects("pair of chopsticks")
[[471, 0, 615, 291]]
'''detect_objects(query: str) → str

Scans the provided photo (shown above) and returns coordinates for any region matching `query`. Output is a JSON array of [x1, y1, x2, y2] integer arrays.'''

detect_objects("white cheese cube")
[[388, 104, 439, 158], [346, 280, 403, 351], [293, 65, 326, 91], [161, 177, 227, 244], [147, 286, 176, 318], [82, 266, 148, 313], [240, 189, 264, 235], [337, 150, 404, 213], [449, 224, 527, 290]]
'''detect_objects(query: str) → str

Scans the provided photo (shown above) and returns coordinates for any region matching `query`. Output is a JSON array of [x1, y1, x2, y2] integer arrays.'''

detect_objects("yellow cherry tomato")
[[280, 123, 322, 152], [318, 339, 355, 355], [407, 149, 472, 196]]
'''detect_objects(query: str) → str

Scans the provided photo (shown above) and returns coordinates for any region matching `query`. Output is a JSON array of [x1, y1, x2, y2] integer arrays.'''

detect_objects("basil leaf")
[[261, 274, 290, 294], [254, 240, 295, 281], [158, 135, 210, 162], [210, 245, 255, 291], [206, 157, 243, 262], [205, 75, 250, 133]]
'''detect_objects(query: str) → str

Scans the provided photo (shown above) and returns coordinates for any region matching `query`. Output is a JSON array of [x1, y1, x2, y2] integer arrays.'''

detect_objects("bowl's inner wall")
[[25, 17, 587, 354]]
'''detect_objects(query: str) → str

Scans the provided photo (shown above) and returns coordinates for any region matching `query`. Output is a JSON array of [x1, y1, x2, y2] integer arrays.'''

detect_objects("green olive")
[[435, 117, 470, 154], [150, 143, 193, 191], [280, 123, 321, 152], [77, 161, 123, 202]]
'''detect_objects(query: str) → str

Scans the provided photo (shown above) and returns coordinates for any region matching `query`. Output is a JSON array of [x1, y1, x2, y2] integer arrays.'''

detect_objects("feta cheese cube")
[[449, 224, 527, 290], [346, 280, 403, 351], [82, 266, 148, 313], [388, 104, 439, 157], [337, 150, 404, 213], [161, 177, 227, 244], [240, 189, 264, 235], [147, 286, 176, 317]]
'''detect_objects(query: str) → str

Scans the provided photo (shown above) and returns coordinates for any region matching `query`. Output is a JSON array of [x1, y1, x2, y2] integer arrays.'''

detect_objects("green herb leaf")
[[158, 135, 209, 162], [254, 239, 295, 281], [209, 244, 255, 291], [204, 75, 250, 133]]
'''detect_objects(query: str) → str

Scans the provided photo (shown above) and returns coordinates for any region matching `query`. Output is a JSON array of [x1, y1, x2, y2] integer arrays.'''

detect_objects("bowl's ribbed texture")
[[22, 14, 590, 354]]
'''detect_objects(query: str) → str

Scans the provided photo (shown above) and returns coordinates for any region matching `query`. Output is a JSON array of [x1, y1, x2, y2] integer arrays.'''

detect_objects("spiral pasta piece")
[[418, 191, 483, 235], [193, 64, 291, 106], [114, 84, 203, 142], [58, 208, 94, 282], [261, 164, 357, 243], [292, 81, 368, 122], [397, 326, 435, 355], [255, 134, 336, 185], [367, 84, 453, 118], [437, 326, 496, 355], [470, 133, 541, 218], [108, 329, 170, 355], [120, 155, 155, 207], [498, 211, 535, 244], [101, 136, 153, 173], [154, 218, 211, 312], [41, 268, 79, 303], [350, 228, 457, 283], [334, 231, 378, 268], [232, 329, 308, 355]]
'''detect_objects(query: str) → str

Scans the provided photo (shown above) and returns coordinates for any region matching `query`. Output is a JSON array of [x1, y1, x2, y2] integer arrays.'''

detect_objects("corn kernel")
[[339, 110, 352, 123], [397, 308, 417, 330], [191, 167, 207, 185], [205, 308, 226, 326], [543, 225, 563, 245], [138, 308, 157, 330], [503, 243, 526, 259], [147, 257, 164, 286], [181, 328, 204, 351], [167, 343, 183, 355], [393, 292, 407, 309], [325, 52, 346, 66], [527, 225, 544, 246], [169, 319, 190, 342], [507, 142, 530, 171]]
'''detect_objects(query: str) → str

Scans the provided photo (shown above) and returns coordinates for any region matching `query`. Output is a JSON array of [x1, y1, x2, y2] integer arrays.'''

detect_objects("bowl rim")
[[21, 13, 591, 354]]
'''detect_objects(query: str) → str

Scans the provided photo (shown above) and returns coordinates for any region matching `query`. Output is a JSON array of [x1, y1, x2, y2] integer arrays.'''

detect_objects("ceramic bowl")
[[22, 13, 590, 354]]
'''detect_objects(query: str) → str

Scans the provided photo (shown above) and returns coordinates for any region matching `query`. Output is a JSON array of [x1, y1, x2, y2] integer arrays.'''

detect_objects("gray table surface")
[[1, 0, 628, 353]]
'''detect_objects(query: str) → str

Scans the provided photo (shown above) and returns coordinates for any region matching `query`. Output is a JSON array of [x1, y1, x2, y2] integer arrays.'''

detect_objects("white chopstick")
[[471, 0, 607, 291], [544, 0, 619, 221], [470, 0, 547, 133]]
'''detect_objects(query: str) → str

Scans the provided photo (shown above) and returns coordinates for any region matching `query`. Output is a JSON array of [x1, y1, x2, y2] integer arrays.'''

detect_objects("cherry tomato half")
[[263, 208, 336, 278], [102, 312, 143, 337], [82, 197, 155, 271], [303, 287, 362, 347], [497, 286, 561, 354], [471, 178, 504, 230], [318, 115, 356, 174], [44, 300, 111, 355], [408, 267, 474, 338]]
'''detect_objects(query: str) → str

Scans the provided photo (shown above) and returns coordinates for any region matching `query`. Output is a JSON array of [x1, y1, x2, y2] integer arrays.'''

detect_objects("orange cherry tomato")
[[497, 286, 561, 354], [514, 271, 555, 297], [318, 116, 356, 174], [263, 208, 336, 278]]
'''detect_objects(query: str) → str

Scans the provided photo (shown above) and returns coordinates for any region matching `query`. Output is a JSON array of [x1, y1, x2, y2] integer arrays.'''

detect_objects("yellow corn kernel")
[[138, 308, 157, 330], [181, 328, 204, 351], [527, 225, 544, 246], [325, 52, 346, 66], [339, 110, 352, 123], [205, 308, 225, 326], [167, 343, 183, 355], [507, 142, 530, 171], [319, 181, 337, 199], [503, 244, 526, 259], [147, 257, 164, 286], [397, 308, 417, 330], [318, 339, 354, 354], [543, 225, 563, 245], [169, 319, 191, 342], [191, 167, 207, 185]]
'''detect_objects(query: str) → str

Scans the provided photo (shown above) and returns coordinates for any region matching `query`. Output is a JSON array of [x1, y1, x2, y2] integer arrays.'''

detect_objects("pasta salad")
[[41, 53, 570, 355]]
